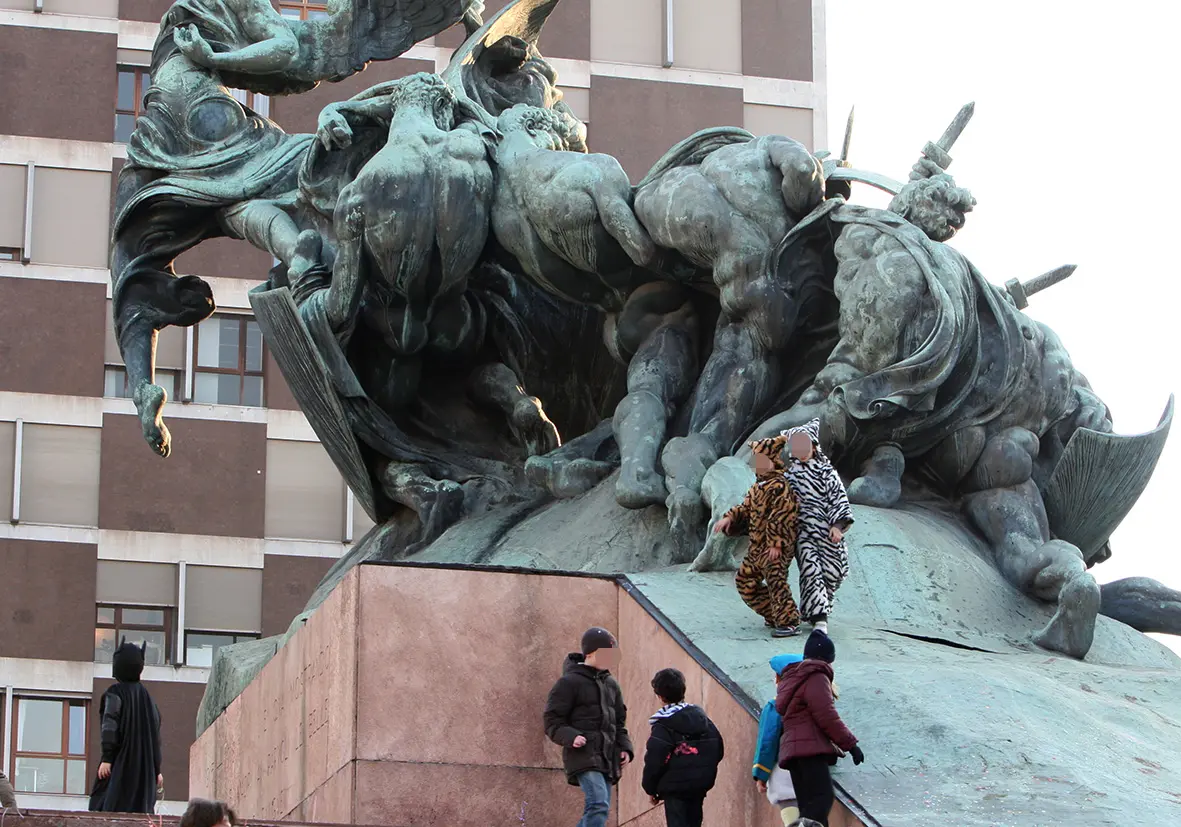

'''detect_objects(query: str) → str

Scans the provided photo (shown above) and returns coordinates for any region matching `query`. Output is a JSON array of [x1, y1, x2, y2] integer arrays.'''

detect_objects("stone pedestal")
[[190, 563, 863, 827]]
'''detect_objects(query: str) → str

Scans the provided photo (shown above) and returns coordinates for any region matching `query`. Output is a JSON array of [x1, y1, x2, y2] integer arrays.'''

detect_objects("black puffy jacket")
[[543, 653, 635, 785], [641, 704, 725, 799]]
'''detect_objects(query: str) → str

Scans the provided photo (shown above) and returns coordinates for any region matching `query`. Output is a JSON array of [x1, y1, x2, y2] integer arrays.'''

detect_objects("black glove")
[[849, 745, 865, 765]]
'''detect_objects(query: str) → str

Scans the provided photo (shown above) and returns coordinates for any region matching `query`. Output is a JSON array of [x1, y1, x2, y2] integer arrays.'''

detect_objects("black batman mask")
[[112, 639, 146, 682]]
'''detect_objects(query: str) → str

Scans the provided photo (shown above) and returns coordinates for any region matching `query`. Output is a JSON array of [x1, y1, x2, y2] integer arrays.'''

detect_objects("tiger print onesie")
[[722, 435, 802, 629], [782, 419, 853, 624]]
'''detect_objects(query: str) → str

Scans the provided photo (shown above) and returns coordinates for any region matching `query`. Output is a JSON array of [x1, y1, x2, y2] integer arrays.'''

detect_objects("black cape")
[[89, 682, 162, 813]]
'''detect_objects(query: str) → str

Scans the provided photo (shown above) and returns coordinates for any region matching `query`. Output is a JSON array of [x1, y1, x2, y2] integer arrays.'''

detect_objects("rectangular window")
[[103, 366, 179, 401], [95, 604, 172, 667], [276, 0, 329, 20], [115, 66, 151, 144], [11, 698, 88, 795], [185, 631, 260, 668], [0, 247, 20, 261], [191, 315, 266, 407], [228, 87, 271, 119]]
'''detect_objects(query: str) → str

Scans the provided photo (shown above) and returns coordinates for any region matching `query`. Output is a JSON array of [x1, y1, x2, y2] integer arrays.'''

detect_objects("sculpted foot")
[[133, 381, 171, 458], [847, 443, 904, 507], [1033, 571, 1101, 659], [417, 480, 466, 547], [615, 464, 667, 509], [525, 456, 613, 499], [510, 395, 560, 457]]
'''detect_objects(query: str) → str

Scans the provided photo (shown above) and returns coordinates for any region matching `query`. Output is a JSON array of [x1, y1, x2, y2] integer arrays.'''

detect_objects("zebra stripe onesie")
[[781, 419, 853, 622]]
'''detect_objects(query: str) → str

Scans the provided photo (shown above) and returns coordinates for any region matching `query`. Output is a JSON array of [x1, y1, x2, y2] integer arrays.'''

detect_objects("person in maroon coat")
[[775, 630, 864, 826]]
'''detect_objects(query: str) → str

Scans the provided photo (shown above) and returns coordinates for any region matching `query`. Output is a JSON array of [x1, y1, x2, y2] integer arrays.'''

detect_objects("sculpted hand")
[[909, 157, 946, 181], [174, 25, 216, 67], [317, 108, 353, 151], [829, 525, 844, 544], [767, 546, 781, 562], [572, 735, 587, 748], [713, 516, 731, 534], [97, 762, 111, 780]]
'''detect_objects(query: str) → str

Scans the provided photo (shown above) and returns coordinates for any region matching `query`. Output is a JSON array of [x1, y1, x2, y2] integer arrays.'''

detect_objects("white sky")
[[825, 1, 1181, 653]]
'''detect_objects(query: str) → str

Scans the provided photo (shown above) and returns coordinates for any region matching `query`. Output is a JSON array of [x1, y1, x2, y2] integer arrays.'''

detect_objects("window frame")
[[0, 247, 21, 262], [95, 604, 174, 667], [103, 365, 180, 401], [10, 697, 89, 796], [183, 630, 261, 668], [191, 314, 266, 408], [275, 0, 329, 20], [115, 66, 151, 144]]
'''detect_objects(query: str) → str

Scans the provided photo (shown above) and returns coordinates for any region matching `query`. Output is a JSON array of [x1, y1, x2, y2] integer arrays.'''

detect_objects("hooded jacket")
[[775, 660, 857, 765], [723, 434, 800, 553], [641, 703, 725, 798], [781, 419, 854, 533], [543, 653, 635, 785], [90, 642, 162, 813]]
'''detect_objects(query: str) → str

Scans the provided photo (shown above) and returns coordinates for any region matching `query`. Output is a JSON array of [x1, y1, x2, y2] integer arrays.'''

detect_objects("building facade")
[[0, 0, 825, 813]]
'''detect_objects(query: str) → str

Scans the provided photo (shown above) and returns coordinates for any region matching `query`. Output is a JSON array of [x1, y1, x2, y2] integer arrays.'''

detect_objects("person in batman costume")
[[89, 640, 163, 813]]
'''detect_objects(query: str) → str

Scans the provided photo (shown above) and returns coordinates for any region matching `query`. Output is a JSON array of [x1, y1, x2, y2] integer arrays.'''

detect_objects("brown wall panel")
[[261, 554, 336, 638], [90, 678, 205, 801], [588, 77, 745, 182], [269, 57, 435, 135], [0, 538, 97, 662], [436, 0, 589, 59], [175, 236, 274, 282], [119, 0, 173, 23], [99, 414, 267, 537], [741, 0, 813, 82], [264, 350, 300, 411], [0, 28, 117, 142], [0, 279, 106, 396]]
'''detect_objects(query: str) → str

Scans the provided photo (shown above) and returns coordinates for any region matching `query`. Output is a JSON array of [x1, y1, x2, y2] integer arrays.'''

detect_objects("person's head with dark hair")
[[179, 798, 236, 827], [650, 668, 687, 705]]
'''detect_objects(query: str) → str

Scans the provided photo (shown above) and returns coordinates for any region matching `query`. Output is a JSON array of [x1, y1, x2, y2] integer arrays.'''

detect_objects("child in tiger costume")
[[714, 435, 802, 637]]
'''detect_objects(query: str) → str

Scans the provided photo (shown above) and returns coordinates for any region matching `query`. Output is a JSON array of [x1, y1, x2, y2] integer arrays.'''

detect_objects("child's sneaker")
[[771, 625, 800, 638]]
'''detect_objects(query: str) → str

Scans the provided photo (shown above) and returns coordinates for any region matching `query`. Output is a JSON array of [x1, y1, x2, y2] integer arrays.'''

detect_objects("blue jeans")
[[576, 771, 612, 827]]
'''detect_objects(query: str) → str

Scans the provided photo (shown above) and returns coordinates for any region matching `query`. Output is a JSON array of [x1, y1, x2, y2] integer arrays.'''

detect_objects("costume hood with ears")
[[782, 418, 830, 461], [749, 434, 789, 473], [112, 639, 146, 682]]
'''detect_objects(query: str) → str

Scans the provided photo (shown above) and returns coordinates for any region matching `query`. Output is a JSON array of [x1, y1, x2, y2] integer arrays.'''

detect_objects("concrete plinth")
[[190, 563, 864, 827]]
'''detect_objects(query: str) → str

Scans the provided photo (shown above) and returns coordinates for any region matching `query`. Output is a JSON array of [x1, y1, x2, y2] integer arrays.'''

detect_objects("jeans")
[[663, 794, 705, 827], [576, 771, 612, 827], [785, 756, 834, 826]]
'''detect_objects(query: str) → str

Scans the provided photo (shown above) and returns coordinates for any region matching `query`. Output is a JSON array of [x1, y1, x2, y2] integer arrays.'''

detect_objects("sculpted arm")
[[174, 3, 299, 74]]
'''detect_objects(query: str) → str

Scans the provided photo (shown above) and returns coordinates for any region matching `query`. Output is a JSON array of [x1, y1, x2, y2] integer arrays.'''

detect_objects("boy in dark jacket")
[[641, 668, 725, 827], [776, 630, 863, 826], [544, 627, 635, 827]]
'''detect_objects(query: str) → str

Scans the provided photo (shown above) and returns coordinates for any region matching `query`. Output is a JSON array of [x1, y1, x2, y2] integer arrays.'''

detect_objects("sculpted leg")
[[962, 429, 1100, 658], [612, 285, 699, 509], [124, 320, 172, 458], [468, 362, 560, 457], [662, 319, 776, 554]]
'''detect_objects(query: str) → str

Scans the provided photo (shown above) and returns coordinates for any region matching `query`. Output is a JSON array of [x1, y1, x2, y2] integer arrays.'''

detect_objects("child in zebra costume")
[[781, 420, 853, 633], [715, 434, 802, 637]]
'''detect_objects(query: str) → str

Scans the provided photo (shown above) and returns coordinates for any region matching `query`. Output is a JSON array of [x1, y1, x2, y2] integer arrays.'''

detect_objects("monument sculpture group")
[[111, 0, 1179, 664]]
